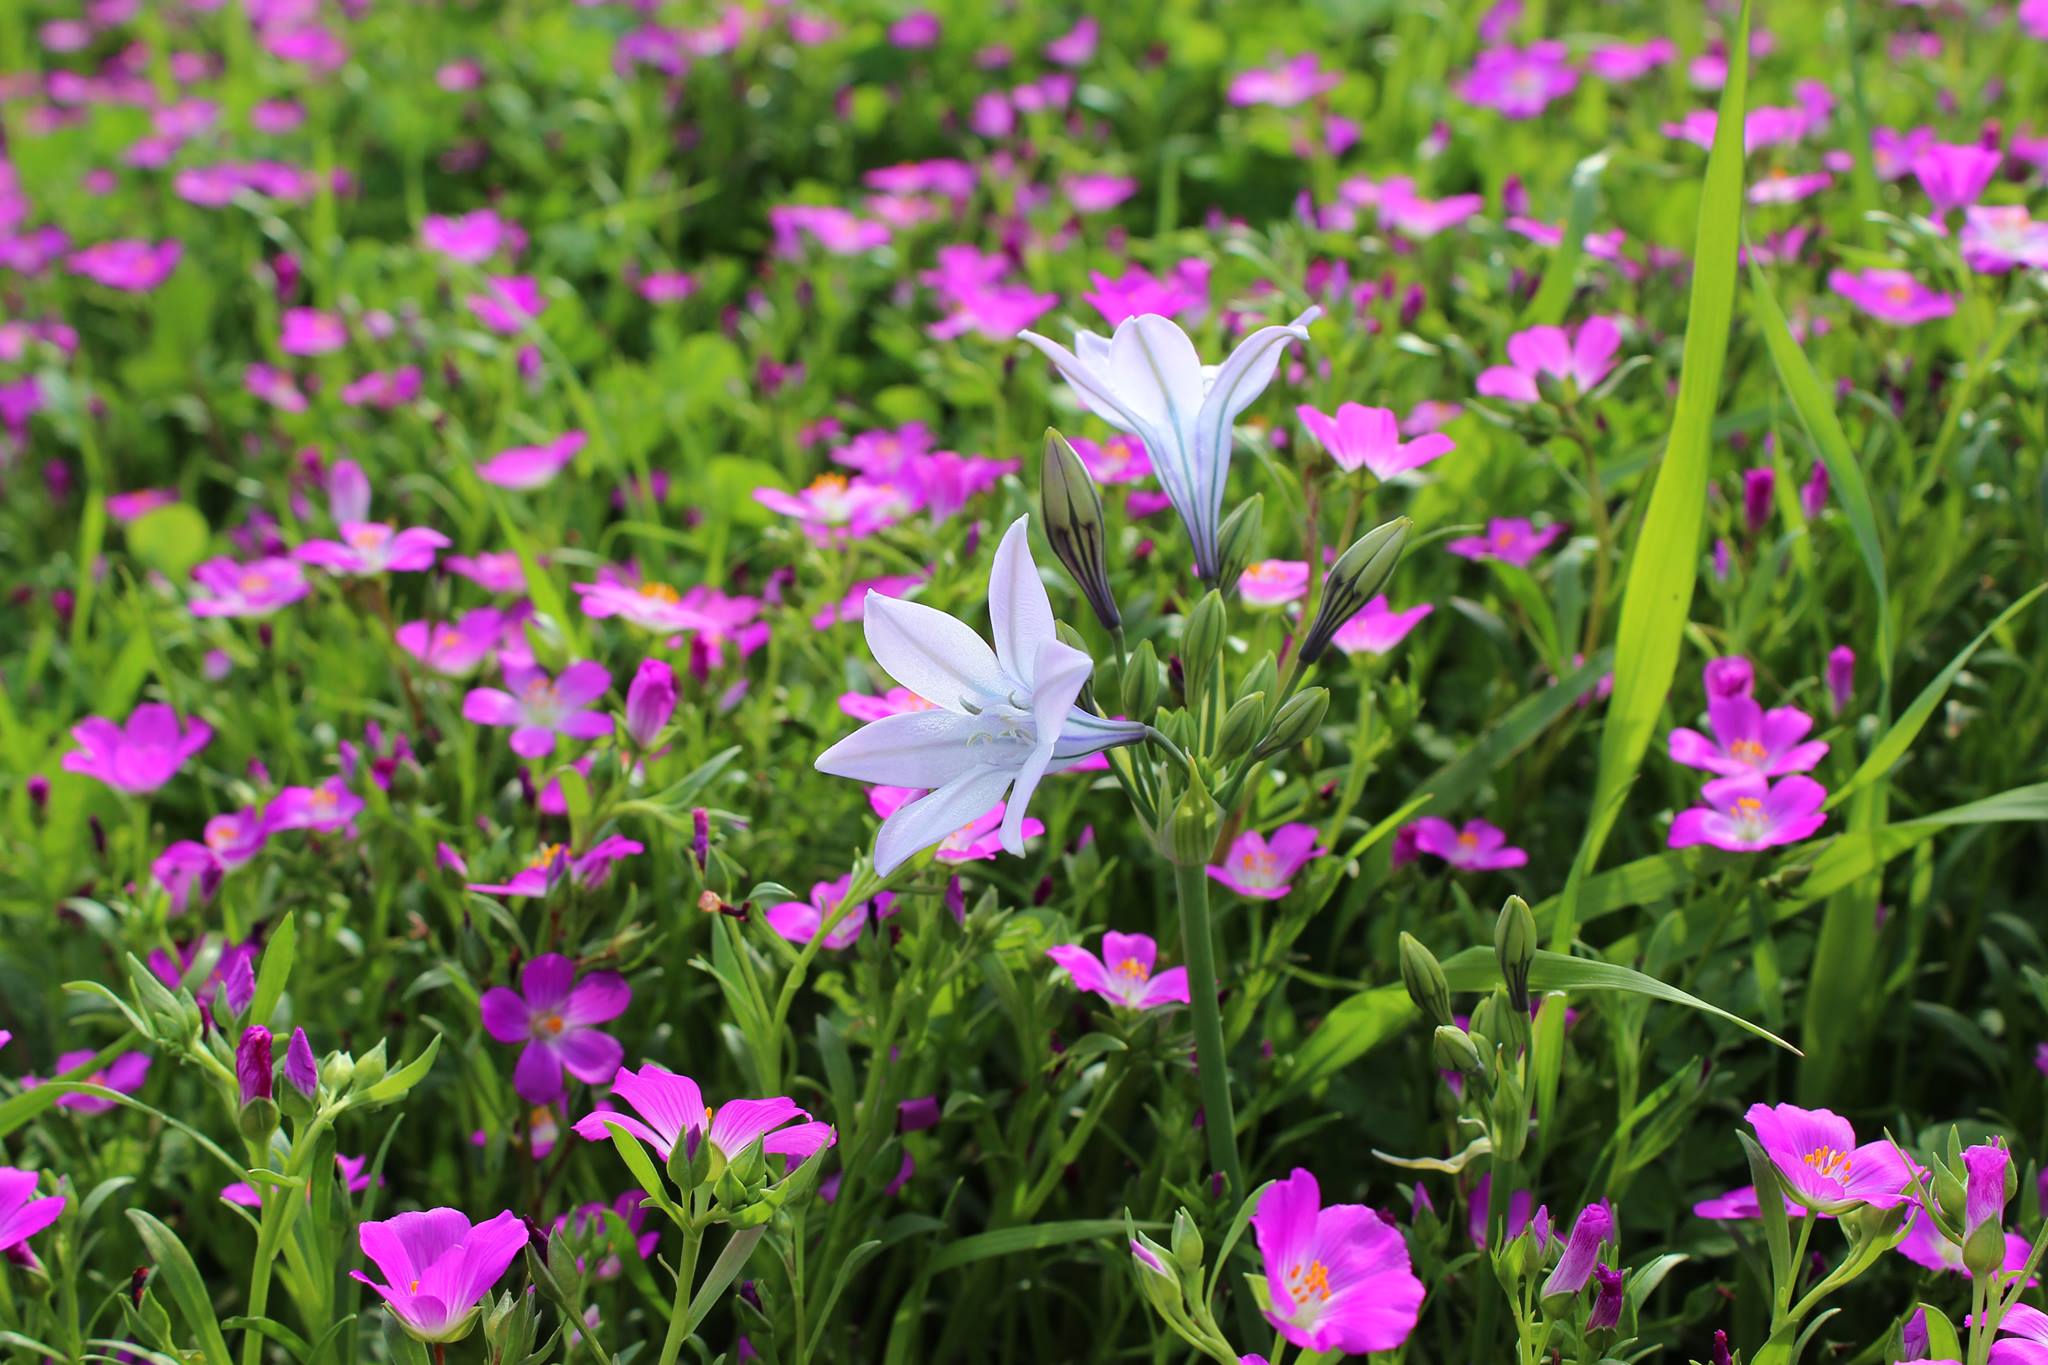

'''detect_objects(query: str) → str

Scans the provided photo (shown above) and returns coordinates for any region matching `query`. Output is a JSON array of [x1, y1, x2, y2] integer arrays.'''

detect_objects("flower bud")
[[285, 1027, 319, 1099], [221, 951, 257, 1022], [1489, 1063, 1529, 1163], [346, 1041, 387, 1095], [1742, 467, 1775, 535], [1170, 1207, 1204, 1273], [236, 1026, 274, 1105], [1215, 691, 1266, 762], [1432, 1025, 1486, 1087], [668, 1131, 714, 1192], [625, 658, 677, 747], [1214, 495, 1264, 596], [1494, 895, 1537, 1014], [1040, 429, 1120, 631], [1398, 933, 1454, 1027], [1252, 687, 1328, 761], [1587, 1262, 1624, 1330], [1298, 518, 1411, 665], [1704, 655, 1753, 699], [1961, 1142, 2012, 1276], [1827, 645, 1855, 715], [1539, 1203, 1612, 1306], [1167, 778, 1220, 868], [1182, 591, 1228, 695], [1122, 639, 1161, 721]]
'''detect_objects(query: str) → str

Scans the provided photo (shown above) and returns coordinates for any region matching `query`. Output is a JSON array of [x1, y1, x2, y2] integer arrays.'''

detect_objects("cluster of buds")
[[1921, 1131, 2016, 1278], [1126, 1210, 1241, 1365], [1402, 897, 1540, 1163]]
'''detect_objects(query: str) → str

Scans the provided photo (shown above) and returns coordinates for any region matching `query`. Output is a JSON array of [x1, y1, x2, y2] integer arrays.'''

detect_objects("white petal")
[[1028, 638, 1092, 741], [1018, 329, 1148, 437], [873, 766, 1016, 876], [814, 711, 989, 788], [1190, 308, 1320, 524], [1001, 743, 1056, 855], [1105, 315, 1205, 438], [988, 517, 1056, 689], [862, 592, 1005, 712]]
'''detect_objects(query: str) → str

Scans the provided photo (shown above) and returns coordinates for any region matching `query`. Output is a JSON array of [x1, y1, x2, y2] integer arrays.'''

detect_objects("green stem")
[[655, 1212, 705, 1365], [1171, 861, 1242, 1201]]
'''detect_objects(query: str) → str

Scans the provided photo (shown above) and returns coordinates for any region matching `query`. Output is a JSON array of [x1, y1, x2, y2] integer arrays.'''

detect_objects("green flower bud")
[[237, 1097, 280, 1147], [1041, 428, 1120, 631], [1398, 933, 1454, 1027], [1167, 777, 1220, 868], [1964, 1215, 2008, 1277], [1432, 1025, 1488, 1089], [1495, 895, 1538, 1014], [1298, 518, 1412, 665], [346, 1041, 387, 1095], [1214, 495, 1265, 596], [1216, 691, 1266, 762], [320, 1052, 355, 1093], [1170, 1208, 1205, 1273], [1251, 687, 1329, 761], [1490, 1065, 1529, 1163], [667, 1133, 713, 1192], [544, 1225, 586, 1305], [1182, 591, 1228, 695], [1122, 639, 1162, 721], [1240, 654, 1279, 713]]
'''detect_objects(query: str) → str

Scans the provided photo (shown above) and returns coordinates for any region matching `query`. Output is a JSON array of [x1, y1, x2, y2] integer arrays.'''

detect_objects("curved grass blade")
[[1438, 946, 1797, 1052]]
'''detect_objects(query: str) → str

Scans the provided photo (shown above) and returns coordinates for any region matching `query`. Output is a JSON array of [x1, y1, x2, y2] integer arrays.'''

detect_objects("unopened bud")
[[1495, 896, 1537, 1014], [1214, 495, 1264, 596], [1182, 591, 1228, 694], [1122, 639, 1161, 721], [1298, 518, 1411, 665], [1399, 933, 1454, 1027], [1167, 778, 1220, 868], [1041, 429, 1120, 631], [1170, 1208, 1204, 1272], [1252, 687, 1328, 761], [1432, 1025, 1486, 1087], [1216, 691, 1266, 762], [236, 1026, 274, 1106]]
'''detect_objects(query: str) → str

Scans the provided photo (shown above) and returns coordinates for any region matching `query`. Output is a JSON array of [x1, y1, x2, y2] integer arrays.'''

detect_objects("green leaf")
[[1566, 0, 1751, 946], [358, 1034, 441, 1106], [926, 1219, 1162, 1274], [1438, 947, 1797, 1053], [248, 910, 296, 1026], [125, 504, 211, 580], [686, 1225, 768, 1332], [1737, 1131, 1794, 1300], [1522, 150, 1609, 327], [1827, 584, 2046, 809], [129, 1210, 235, 1365], [1916, 1304, 1961, 1362], [1411, 649, 1611, 815], [221, 1316, 312, 1365], [1789, 782, 2048, 905], [596, 1119, 679, 1217], [1747, 260, 1892, 686], [1263, 985, 1411, 1111]]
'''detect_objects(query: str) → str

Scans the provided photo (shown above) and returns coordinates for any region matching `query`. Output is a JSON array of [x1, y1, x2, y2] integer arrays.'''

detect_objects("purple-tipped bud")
[[1962, 1143, 2014, 1280], [1540, 1202, 1612, 1300], [1800, 461, 1829, 519], [436, 842, 469, 876], [625, 658, 677, 747], [1588, 1263, 1624, 1329], [898, 1095, 941, 1132], [236, 1026, 274, 1104], [285, 1027, 318, 1098], [1901, 1308, 1929, 1360], [27, 774, 49, 809], [945, 874, 966, 924], [222, 950, 257, 1019], [691, 807, 710, 871], [1712, 538, 1731, 581], [326, 459, 371, 523], [1826, 645, 1855, 715], [1704, 656, 1754, 699], [1742, 467, 1775, 534]]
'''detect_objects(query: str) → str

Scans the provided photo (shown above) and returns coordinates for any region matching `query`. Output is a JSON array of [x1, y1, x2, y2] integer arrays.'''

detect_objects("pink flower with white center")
[[422, 209, 516, 264], [1064, 174, 1140, 214], [839, 688, 939, 723], [1912, 143, 2001, 216], [350, 1209, 528, 1344], [1410, 817, 1527, 871], [264, 777, 365, 834], [573, 1064, 827, 1169], [202, 807, 269, 869], [462, 660, 613, 757], [465, 837, 642, 900], [67, 238, 182, 291], [1456, 42, 1579, 118], [1447, 517, 1564, 566], [572, 572, 715, 634], [1297, 403, 1456, 480], [1743, 1102, 1916, 1214], [1669, 697, 1829, 777], [1476, 318, 1621, 404], [1746, 170, 1833, 206], [465, 275, 544, 332], [244, 363, 307, 411], [1239, 560, 1311, 607], [188, 556, 309, 618], [1082, 264, 1207, 327], [63, 704, 212, 794], [294, 523, 450, 576], [1670, 773, 1827, 852], [1961, 205, 2048, 273], [396, 609, 505, 678], [1252, 1168, 1425, 1352], [279, 307, 346, 355], [1828, 268, 1956, 326], [1046, 931, 1190, 1010], [1331, 597, 1433, 656], [475, 431, 587, 490], [934, 801, 1042, 862], [764, 876, 899, 950], [1228, 55, 1340, 108], [24, 1051, 151, 1114], [1067, 434, 1154, 486], [446, 551, 530, 594], [834, 423, 940, 477], [754, 473, 914, 542], [480, 954, 630, 1104], [1207, 824, 1327, 899]]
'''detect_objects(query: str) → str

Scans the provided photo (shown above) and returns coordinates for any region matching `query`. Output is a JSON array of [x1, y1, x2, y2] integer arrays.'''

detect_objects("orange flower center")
[[527, 843, 567, 871], [1804, 1145, 1854, 1180], [1730, 739, 1766, 761], [638, 581, 681, 604], [1114, 958, 1147, 980], [1286, 1258, 1334, 1302]]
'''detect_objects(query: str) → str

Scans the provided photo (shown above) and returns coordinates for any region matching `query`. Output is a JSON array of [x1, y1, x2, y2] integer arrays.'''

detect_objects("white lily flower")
[[1018, 307, 1321, 581], [816, 516, 1146, 875]]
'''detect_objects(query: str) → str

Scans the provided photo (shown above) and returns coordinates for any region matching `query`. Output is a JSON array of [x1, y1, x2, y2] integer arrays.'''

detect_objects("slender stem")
[[1171, 861, 1242, 1201], [655, 1212, 705, 1365]]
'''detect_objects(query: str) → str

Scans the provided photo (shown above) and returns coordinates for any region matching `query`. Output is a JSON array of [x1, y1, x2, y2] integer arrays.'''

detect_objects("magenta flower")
[[1691, 1184, 1813, 1221], [464, 837, 643, 899], [1297, 403, 1455, 480], [1828, 269, 1956, 326], [462, 660, 612, 757], [475, 431, 587, 490], [465, 275, 545, 332], [67, 238, 182, 291], [1207, 824, 1327, 899], [188, 557, 309, 618], [480, 954, 629, 1104], [224, 1152, 372, 1209], [1238, 559, 1311, 607], [754, 473, 913, 543], [573, 1063, 824, 1166], [63, 704, 212, 794], [1896, 1206, 2030, 1278], [1744, 1103, 1916, 1214], [1912, 142, 2001, 216], [279, 307, 347, 355], [1669, 697, 1828, 777], [446, 552, 529, 594], [1410, 817, 1527, 871], [1456, 43, 1579, 118], [1961, 205, 2048, 273], [107, 488, 178, 523], [1995, 1304, 2048, 1364], [1252, 1168, 1425, 1353], [396, 609, 504, 678], [1669, 773, 1827, 852], [1331, 597, 1433, 656], [25, 1051, 151, 1113], [265, 778, 365, 834], [1227, 54, 1340, 108], [351, 1209, 528, 1343], [0, 1168, 65, 1265], [933, 801, 1043, 862], [1448, 517, 1564, 566], [765, 876, 898, 950], [1746, 170, 1833, 206], [1081, 265, 1206, 327], [1827, 646, 1855, 715], [1476, 318, 1621, 405], [1541, 1203, 1612, 1297], [294, 523, 449, 576], [1046, 931, 1190, 1011], [624, 659, 676, 746], [421, 209, 516, 264]]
